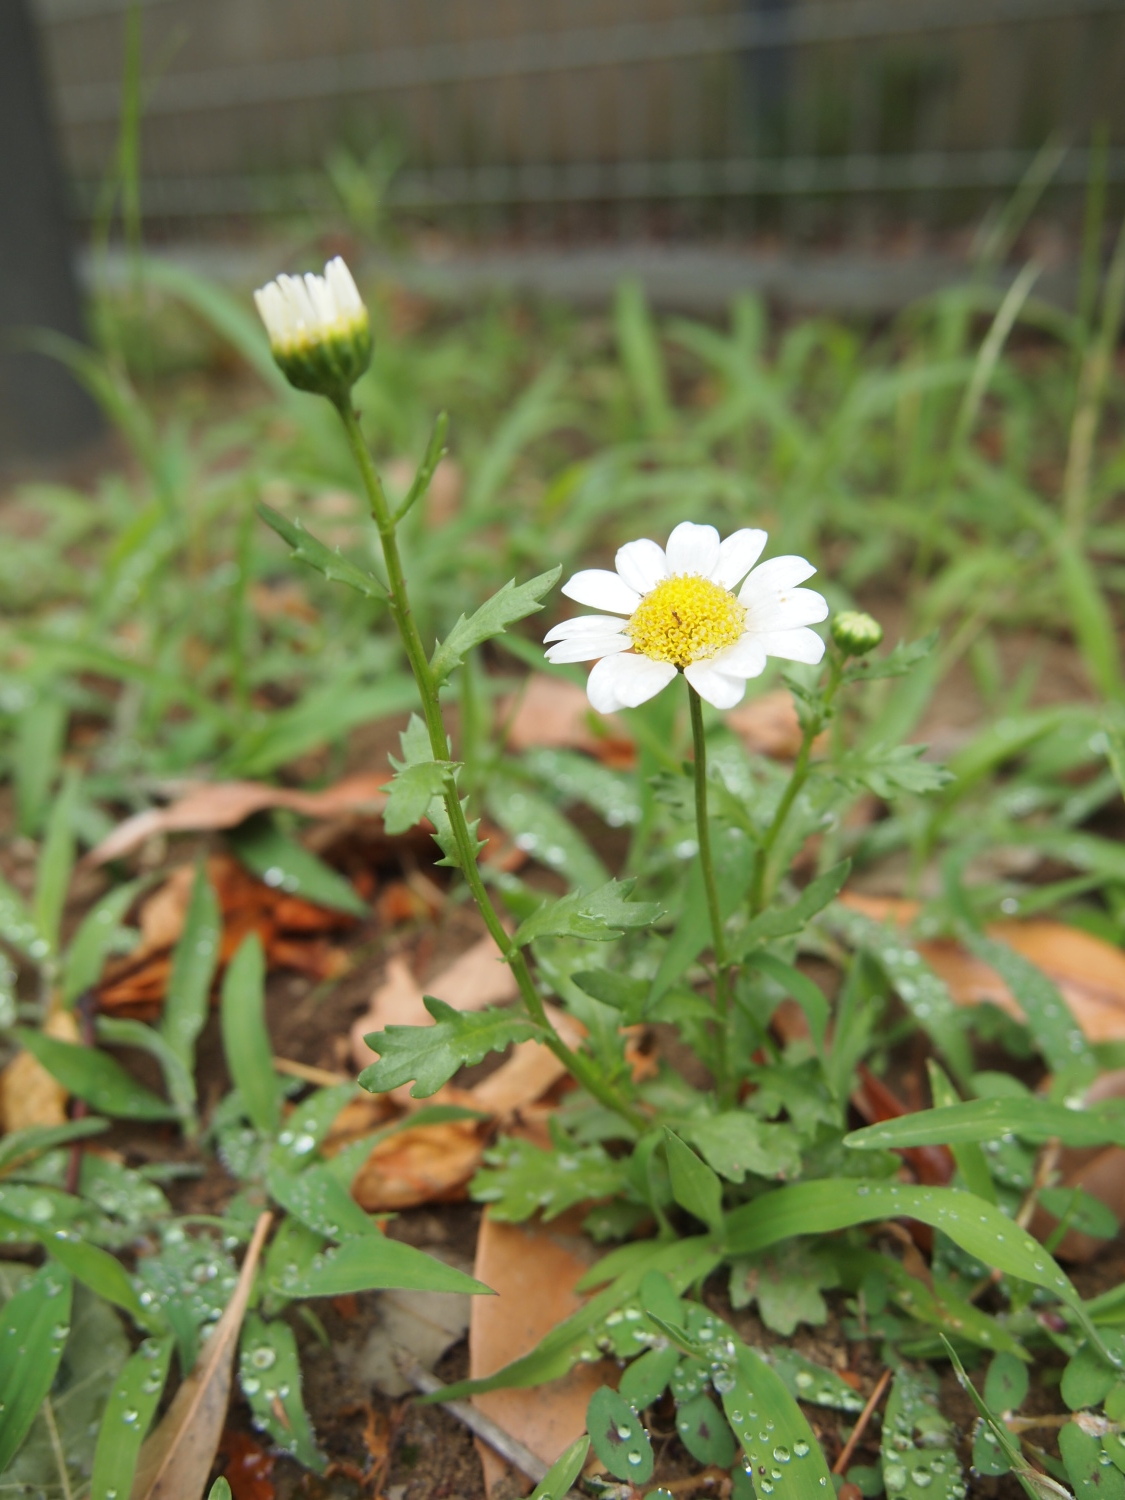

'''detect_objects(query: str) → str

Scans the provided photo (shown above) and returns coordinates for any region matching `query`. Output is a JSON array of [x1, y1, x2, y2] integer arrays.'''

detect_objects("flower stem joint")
[[254, 256, 372, 406], [831, 610, 883, 658]]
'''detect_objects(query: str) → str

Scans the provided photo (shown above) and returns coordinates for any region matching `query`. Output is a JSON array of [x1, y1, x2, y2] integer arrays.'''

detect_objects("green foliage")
[[430, 566, 562, 685], [359, 998, 542, 1097], [514, 878, 662, 946]]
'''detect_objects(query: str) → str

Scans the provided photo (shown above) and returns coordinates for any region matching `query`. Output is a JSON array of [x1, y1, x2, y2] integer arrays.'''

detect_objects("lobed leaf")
[[430, 566, 562, 686], [514, 877, 662, 947], [257, 503, 386, 599], [360, 998, 542, 1098]]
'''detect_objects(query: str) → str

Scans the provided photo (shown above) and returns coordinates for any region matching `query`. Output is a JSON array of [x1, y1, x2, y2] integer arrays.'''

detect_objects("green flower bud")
[[831, 610, 883, 657], [254, 256, 372, 404]]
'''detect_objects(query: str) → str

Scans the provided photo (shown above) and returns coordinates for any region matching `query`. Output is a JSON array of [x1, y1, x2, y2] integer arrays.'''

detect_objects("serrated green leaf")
[[680, 1111, 801, 1184], [220, 934, 282, 1136], [360, 998, 542, 1098], [239, 1312, 325, 1470], [846, 1097, 1125, 1152], [838, 743, 954, 799], [257, 502, 386, 598], [721, 1338, 833, 1498], [90, 1335, 173, 1500], [274, 1232, 491, 1297], [962, 929, 1094, 1070], [229, 818, 368, 916], [732, 861, 851, 961], [471, 1136, 630, 1222], [431, 567, 562, 685], [514, 877, 661, 947], [383, 759, 455, 835], [843, 633, 937, 684], [12, 1027, 177, 1120], [0, 1264, 73, 1471], [664, 1130, 723, 1235], [529, 1435, 590, 1500], [586, 1385, 654, 1482]]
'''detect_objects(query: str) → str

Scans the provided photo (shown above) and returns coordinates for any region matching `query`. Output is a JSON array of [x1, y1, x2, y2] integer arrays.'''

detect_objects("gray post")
[[0, 0, 101, 467]]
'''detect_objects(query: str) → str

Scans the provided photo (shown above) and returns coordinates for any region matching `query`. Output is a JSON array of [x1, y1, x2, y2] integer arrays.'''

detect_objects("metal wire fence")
[[33, 0, 1125, 245]]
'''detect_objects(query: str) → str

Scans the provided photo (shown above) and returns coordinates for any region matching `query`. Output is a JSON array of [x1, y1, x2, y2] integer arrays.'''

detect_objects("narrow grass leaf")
[[33, 771, 79, 957], [0, 1117, 109, 1176], [228, 818, 368, 917], [226, 676, 418, 779], [962, 929, 1094, 1069], [0, 872, 48, 964], [664, 1130, 724, 1234], [927, 1060, 995, 1204], [265, 1159, 377, 1241], [220, 935, 281, 1136], [257, 503, 386, 599], [529, 1435, 589, 1500], [97, 1019, 195, 1126], [238, 1312, 324, 1470], [90, 1336, 174, 1500], [0, 1264, 73, 1472], [486, 781, 609, 891], [130, 1212, 272, 1500], [13, 692, 66, 836], [720, 1338, 834, 1498], [12, 1027, 178, 1120], [63, 877, 145, 1005], [846, 1097, 1125, 1151], [274, 1232, 490, 1297], [158, 864, 221, 1097]]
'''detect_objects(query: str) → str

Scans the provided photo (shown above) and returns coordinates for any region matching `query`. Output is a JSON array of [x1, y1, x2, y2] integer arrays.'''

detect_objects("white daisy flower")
[[253, 256, 371, 399], [544, 522, 828, 713]]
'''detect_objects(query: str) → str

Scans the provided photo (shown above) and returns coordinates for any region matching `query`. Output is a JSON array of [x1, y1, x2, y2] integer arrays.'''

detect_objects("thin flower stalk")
[[687, 684, 735, 1107]]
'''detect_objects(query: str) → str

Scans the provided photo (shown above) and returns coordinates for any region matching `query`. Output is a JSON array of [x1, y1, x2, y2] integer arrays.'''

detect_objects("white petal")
[[739, 555, 817, 599], [756, 627, 826, 665], [562, 568, 641, 614], [544, 614, 630, 643], [714, 528, 768, 589], [743, 586, 829, 632], [545, 634, 631, 664], [665, 522, 721, 578], [708, 635, 768, 679], [615, 538, 668, 595], [326, 256, 364, 316], [684, 662, 747, 709], [587, 654, 677, 713]]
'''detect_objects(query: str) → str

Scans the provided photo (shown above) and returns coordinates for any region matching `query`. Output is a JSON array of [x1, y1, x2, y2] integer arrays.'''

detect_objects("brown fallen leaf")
[[131, 1211, 272, 1500], [470, 1214, 615, 1497], [727, 688, 805, 759], [217, 1428, 275, 1500], [840, 894, 1125, 1042], [0, 1007, 80, 1131], [352, 1121, 485, 1212], [502, 675, 633, 765], [100, 855, 354, 1017], [87, 775, 388, 867]]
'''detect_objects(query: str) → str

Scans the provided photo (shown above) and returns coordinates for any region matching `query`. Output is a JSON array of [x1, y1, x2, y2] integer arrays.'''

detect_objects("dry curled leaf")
[[0, 1007, 79, 1131], [351, 1120, 485, 1212], [87, 775, 387, 867], [131, 1211, 272, 1500], [502, 675, 633, 765]]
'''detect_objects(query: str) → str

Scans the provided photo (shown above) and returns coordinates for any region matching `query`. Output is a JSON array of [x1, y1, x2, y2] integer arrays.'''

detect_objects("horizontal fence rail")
[[34, 0, 1125, 239]]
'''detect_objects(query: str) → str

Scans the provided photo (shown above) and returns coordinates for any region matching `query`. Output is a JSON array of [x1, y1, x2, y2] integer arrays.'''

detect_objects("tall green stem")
[[688, 685, 734, 1107], [749, 654, 844, 915], [335, 400, 644, 1132]]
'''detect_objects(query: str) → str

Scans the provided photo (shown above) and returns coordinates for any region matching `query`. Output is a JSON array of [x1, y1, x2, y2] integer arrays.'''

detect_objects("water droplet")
[[250, 1345, 276, 1370], [122, 1408, 140, 1426], [794, 1440, 810, 1458], [773, 1446, 791, 1464], [626, 1451, 644, 1467], [884, 1463, 907, 1490], [912, 1468, 933, 1488], [795, 1371, 814, 1390], [242, 1376, 261, 1395]]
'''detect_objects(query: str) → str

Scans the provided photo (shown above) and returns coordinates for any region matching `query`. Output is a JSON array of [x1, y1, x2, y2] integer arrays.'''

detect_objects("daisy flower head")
[[544, 522, 829, 713], [253, 256, 372, 402]]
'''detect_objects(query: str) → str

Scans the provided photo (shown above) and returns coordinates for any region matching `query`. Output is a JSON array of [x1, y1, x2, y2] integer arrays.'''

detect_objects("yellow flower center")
[[627, 574, 746, 668]]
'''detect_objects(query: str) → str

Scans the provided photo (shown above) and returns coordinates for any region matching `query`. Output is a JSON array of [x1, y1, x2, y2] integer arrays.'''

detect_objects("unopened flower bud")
[[831, 610, 883, 657], [254, 256, 371, 403]]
